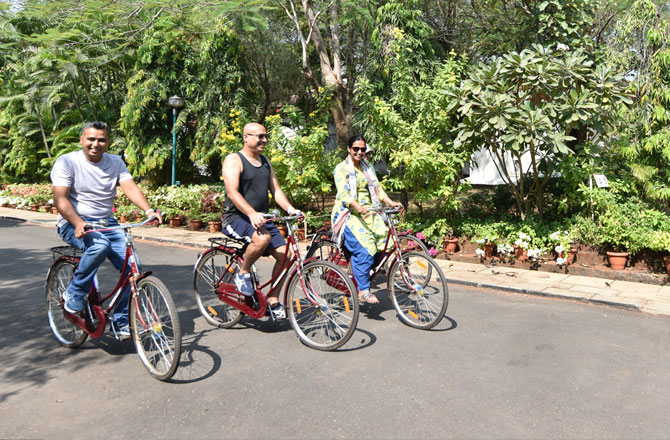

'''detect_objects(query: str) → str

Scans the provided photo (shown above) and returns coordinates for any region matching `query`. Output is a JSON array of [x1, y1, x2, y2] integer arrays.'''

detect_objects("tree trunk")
[[301, 0, 351, 146], [35, 104, 51, 158]]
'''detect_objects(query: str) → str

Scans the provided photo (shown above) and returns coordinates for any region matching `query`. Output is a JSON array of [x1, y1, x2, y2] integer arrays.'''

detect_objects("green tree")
[[448, 44, 631, 220], [608, 0, 670, 209], [355, 0, 468, 214]]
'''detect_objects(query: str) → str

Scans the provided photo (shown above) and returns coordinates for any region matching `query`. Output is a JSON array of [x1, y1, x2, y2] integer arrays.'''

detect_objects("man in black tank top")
[[220, 122, 300, 319]]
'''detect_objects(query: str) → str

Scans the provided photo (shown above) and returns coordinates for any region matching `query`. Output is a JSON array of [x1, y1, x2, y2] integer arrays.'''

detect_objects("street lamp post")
[[168, 95, 184, 186]]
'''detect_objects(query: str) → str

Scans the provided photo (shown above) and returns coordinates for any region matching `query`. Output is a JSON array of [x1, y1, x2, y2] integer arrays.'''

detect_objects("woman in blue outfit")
[[331, 135, 402, 304]]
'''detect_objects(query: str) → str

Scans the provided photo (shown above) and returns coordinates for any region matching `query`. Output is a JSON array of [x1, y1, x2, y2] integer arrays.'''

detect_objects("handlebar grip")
[[84, 224, 93, 231]]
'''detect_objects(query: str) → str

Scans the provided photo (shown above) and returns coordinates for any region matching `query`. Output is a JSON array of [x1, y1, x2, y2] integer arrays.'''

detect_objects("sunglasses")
[[349, 146, 366, 153], [247, 133, 269, 140]]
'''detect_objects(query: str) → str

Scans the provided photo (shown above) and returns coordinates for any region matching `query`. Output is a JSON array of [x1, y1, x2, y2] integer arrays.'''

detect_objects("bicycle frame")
[[198, 214, 319, 319], [58, 219, 155, 338], [317, 207, 417, 292]]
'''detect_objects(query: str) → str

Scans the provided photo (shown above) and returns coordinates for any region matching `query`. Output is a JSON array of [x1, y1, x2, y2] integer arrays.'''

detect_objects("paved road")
[[2, 219, 670, 439]]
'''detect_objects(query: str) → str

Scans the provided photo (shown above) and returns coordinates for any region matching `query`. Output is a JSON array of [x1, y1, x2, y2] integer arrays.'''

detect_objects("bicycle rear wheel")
[[286, 261, 359, 351], [193, 249, 244, 328], [388, 251, 448, 329], [130, 276, 181, 381], [46, 259, 87, 348]]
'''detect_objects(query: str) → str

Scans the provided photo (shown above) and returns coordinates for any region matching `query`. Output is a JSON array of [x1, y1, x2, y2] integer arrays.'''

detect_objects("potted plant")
[[549, 229, 576, 266], [473, 223, 501, 258], [508, 227, 535, 261], [115, 205, 135, 223], [187, 202, 203, 230], [160, 207, 183, 228], [597, 205, 639, 270], [204, 212, 222, 233], [647, 230, 670, 275]]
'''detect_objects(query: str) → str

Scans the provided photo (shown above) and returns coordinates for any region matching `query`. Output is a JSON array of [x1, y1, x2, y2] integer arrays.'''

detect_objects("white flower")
[[475, 248, 485, 258], [527, 248, 543, 260], [555, 245, 564, 253], [498, 243, 513, 254], [556, 257, 567, 266]]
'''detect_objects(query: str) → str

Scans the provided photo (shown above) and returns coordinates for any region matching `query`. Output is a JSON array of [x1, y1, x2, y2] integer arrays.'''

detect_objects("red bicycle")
[[305, 206, 449, 329], [46, 217, 182, 381], [193, 211, 359, 351]]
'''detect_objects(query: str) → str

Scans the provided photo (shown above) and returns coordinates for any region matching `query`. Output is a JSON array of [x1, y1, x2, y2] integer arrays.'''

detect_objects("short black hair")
[[81, 121, 110, 136], [347, 134, 366, 148]]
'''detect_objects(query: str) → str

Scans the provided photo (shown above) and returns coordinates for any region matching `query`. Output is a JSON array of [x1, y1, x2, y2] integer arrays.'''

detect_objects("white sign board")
[[593, 174, 609, 188]]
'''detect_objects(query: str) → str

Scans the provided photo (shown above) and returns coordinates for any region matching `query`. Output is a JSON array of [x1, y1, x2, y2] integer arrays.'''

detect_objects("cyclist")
[[220, 122, 300, 319], [331, 135, 402, 304], [50, 121, 162, 337]]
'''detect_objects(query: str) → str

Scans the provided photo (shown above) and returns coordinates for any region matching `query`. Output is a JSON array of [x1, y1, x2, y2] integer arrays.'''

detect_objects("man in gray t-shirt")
[[50, 121, 162, 337]]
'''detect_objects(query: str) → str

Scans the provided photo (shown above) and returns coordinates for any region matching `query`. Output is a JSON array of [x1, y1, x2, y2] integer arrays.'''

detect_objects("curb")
[[444, 277, 641, 312]]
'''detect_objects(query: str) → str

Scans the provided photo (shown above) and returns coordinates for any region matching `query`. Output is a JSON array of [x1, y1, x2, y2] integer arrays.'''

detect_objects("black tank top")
[[222, 152, 271, 225]]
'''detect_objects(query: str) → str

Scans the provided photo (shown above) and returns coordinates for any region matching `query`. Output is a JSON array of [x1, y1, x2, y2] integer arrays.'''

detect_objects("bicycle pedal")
[[244, 294, 260, 311]]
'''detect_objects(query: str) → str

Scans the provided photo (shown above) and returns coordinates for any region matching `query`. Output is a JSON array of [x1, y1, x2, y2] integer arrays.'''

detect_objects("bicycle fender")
[[135, 271, 153, 284], [193, 251, 205, 273]]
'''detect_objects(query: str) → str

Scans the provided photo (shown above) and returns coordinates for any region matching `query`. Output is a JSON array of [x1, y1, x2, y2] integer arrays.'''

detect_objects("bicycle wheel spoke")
[[287, 261, 358, 350], [389, 252, 448, 329], [46, 259, 87, 348], [194, 249, 244, 328], [131, 276, 181, 381]]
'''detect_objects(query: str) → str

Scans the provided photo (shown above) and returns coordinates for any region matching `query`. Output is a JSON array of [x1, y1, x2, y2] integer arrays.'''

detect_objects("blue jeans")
[[58, 217, 136, 324]]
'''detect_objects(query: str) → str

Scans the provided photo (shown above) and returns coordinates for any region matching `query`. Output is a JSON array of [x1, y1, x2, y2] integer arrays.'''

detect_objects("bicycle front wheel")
[[388, 252, 448, 329], [286, 261, 359, 351], [46, 259, 87, 348], [193, 249, 244, 328], [395, 234, 430, 255], [130, 276, 181, 381]]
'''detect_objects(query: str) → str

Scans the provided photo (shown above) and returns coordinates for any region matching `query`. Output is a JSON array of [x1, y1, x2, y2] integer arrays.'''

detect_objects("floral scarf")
[[332, 155, 381, 247]]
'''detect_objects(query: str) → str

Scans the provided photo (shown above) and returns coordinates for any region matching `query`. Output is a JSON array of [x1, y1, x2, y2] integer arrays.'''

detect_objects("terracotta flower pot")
[[566, 248, 577, 265], [29, 204, 39, 212], [168, 217, 182, 228], [606, 251, 628, 270], [277, 225, 288, 238], [514, 245, 528, 261], [443, 237, 459, 254], [189, 219, 203, 231], [51, 207, 58, 215], [208, 221, 222, 233], [484, 242, 495, 258], [663, 256, 670, 276], [119, 215, 128, 223]]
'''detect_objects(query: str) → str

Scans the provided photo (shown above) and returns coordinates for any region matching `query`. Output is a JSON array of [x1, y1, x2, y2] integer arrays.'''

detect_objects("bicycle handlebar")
[[262, 211, 305, 222], [368, 206, 403, 215], [83, 216, 159, 233]]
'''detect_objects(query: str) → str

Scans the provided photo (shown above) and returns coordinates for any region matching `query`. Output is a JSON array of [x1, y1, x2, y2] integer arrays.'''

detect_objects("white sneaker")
[[267, 302, 286, 320]]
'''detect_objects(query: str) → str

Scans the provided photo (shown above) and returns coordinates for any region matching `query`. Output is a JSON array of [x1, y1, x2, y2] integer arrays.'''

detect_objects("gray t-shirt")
[[50, 150, 133, 227]]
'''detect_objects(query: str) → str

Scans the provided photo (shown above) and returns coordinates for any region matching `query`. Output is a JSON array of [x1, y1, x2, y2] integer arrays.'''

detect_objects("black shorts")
[[222, 216, 286, 254]]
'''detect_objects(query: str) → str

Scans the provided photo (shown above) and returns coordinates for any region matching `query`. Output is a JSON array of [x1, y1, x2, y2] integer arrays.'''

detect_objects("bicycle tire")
[[395, 234, 430, 255], [286, 260, 359, 351], [388, 251, 448, 329], [305, 239, 349, 271], [130, 276, 181, 381], [46, 259, 88, 348], [193, 249, 244, 328]]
